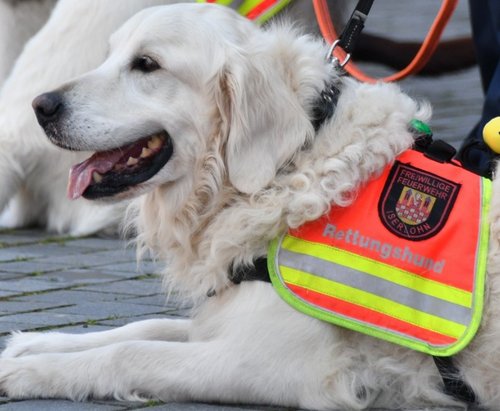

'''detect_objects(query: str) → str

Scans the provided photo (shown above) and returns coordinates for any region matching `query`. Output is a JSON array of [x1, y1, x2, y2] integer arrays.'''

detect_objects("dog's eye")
[[131, 55, 161, 73]]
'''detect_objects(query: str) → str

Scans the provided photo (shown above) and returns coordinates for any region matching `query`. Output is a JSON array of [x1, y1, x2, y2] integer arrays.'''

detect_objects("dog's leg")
[[0, 284, 339, 409], [0, 337, 317, 406], [1, 318, 191, 358]]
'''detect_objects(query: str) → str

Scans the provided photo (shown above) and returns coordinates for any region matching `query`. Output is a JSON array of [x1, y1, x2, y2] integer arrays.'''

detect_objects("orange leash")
[[313, 0, 459, 83]]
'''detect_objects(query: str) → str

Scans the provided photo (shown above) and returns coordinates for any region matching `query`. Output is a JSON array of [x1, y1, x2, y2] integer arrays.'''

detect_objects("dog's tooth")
[[92, 171, 103, 183], [147, 135, 162, 150], [127, 156, 139, 166], [141, 147, 153, 158]]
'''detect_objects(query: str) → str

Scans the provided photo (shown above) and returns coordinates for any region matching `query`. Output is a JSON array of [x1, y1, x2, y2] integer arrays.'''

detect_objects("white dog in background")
[[0, 0, 56, 84], [5, 4, 500, 409]]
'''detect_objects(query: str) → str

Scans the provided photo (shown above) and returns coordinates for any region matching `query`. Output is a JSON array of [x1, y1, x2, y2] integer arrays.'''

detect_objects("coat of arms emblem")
[[379, 161, 460, 241]]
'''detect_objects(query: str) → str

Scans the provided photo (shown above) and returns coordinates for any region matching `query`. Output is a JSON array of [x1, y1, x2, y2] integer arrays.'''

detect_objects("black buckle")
[[338, 0, 375, 54], [410, 120, 457, 163], [424, 139, 457, 163]]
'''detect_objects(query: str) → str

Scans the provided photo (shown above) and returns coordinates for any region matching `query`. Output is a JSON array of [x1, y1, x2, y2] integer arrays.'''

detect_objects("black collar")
[[311, 80, 341, 131], [229, 257, 270, 284]]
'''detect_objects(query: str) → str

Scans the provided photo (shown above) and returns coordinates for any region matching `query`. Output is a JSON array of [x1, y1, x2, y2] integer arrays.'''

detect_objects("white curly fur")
[[5, 4, 500, 409]]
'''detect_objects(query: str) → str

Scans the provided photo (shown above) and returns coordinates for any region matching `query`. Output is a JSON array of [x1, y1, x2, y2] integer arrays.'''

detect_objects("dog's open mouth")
[[68, 131, 173, 200]]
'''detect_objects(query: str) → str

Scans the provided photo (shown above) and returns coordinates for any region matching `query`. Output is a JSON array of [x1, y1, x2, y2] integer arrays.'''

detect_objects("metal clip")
[[326, 40, 351, 68]]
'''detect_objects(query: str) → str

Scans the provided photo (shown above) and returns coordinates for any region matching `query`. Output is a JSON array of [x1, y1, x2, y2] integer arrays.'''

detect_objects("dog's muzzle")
[[33, 92, 64, 128]]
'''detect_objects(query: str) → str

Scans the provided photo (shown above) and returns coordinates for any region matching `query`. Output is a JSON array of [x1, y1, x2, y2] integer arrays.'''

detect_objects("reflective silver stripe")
[[232, 0, 246, 8], [278, 248, 471, 325]]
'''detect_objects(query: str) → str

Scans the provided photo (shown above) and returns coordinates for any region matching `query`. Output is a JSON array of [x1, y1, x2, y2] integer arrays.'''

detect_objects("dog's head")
[[33, 3, 332, 201]]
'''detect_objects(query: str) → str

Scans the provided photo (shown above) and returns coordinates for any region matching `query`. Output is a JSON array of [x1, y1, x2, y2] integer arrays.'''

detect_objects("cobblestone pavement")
[[0, 229, 295, 411], [0, 1, 486, 410]]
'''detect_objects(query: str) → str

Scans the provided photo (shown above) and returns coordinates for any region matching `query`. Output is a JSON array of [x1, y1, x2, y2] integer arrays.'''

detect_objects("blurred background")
[[351, 0, 481, 148]]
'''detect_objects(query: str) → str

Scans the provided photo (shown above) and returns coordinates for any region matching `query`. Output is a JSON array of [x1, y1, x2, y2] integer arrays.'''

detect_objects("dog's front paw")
[[0, 357, 48, 399], [0, 347, 146, 401], [0, 354, 97, 400]]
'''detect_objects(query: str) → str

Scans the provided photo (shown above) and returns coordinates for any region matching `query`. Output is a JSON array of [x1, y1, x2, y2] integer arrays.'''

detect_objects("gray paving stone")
[[14, 289, 140, 304], [63, 237, 126, 251], [0, 278, 74, 293], [0, 235, 41, 247], [0, 272, 28, 280], [34, 248, 136, 268], [0, 300, 68, 315], [79, 279, 162, 296], [0, 261, 62, 274], [0, 311, 90, 329], [0, 289, 22, 298], [103, 260, 162, 275], [38, 268, 139, 284], [0, 243, 88, 261], [0, 249, 37, 262], [49, 301, 169, 319], [120, 294, 171, 307]]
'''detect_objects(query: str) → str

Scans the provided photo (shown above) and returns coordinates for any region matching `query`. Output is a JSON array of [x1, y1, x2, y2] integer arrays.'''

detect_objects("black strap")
[[311, 82, 341, 131], [338, 0, 375, 54], [433, 356, 477, 404], [229, 257, 270, 284], [409, 120, 460, 164]]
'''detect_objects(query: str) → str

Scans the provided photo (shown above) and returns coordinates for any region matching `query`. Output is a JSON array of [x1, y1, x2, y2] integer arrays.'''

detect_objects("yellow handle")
[[483, 117, 500, 154]]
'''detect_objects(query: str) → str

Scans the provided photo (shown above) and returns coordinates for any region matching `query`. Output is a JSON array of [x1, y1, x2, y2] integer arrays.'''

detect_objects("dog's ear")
[[215, 57, 313, 194]]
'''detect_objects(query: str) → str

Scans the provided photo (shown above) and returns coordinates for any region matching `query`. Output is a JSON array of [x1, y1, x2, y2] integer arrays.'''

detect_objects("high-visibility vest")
[[269, 150, 491, 356], [197, 0, 292, 24]]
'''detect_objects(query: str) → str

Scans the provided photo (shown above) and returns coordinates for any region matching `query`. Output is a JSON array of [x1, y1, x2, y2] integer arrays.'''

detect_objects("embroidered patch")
[[379, 161, 460, 241]]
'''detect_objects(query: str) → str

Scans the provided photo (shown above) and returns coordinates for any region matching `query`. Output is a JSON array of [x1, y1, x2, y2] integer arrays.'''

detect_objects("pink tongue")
[[68, 149, 124, 199]]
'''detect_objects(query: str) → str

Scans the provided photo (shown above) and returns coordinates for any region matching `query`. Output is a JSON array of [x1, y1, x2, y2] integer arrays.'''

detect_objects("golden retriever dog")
[[3, 3, 498, 409], [0, 0, 326, 235]]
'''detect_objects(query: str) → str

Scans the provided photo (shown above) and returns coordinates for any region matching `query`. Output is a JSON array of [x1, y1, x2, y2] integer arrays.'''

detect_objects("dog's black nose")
[[32, 92, 64, 126]]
